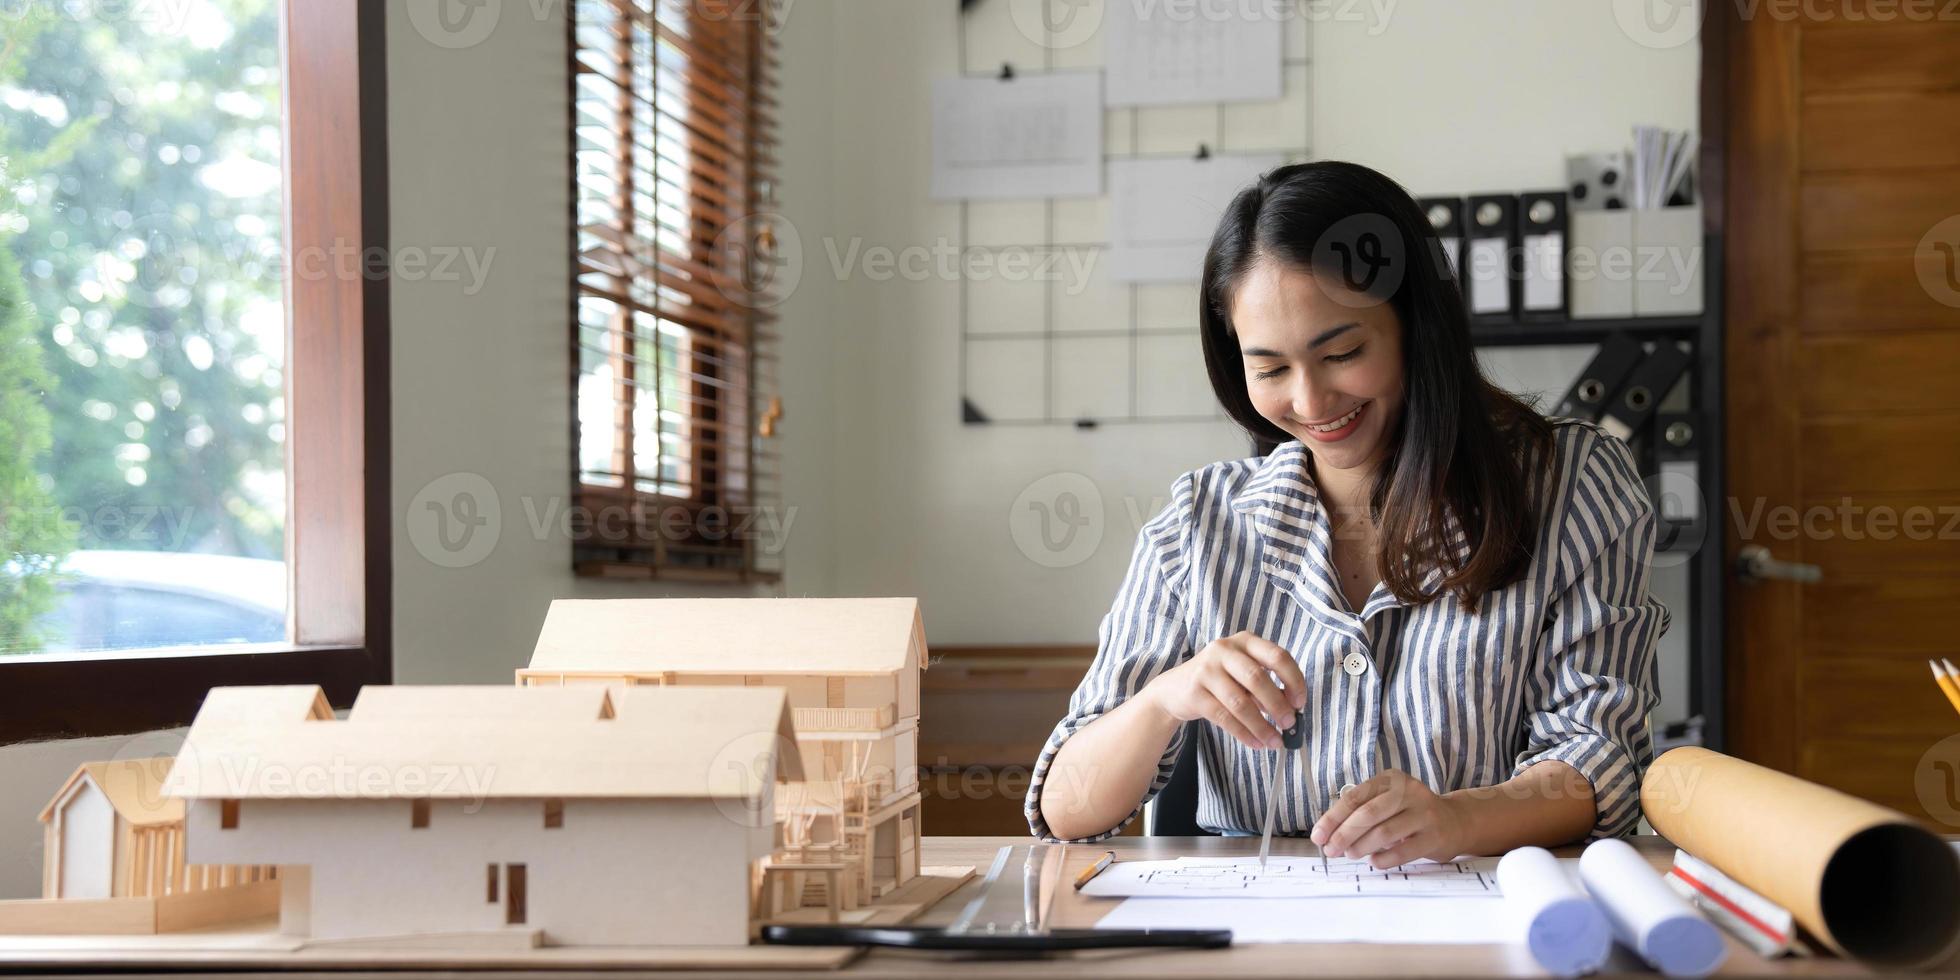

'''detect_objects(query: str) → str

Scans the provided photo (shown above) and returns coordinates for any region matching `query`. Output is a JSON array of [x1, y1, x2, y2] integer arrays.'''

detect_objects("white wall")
[[383, 0, 843, 685], [0, 0, 1704, 900], [813, 0, 1697, 701]]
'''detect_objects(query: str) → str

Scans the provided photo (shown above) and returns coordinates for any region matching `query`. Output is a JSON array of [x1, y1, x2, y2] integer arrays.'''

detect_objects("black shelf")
[[1468, 315, 1703, 348], [1468, 237, 1726, 755]]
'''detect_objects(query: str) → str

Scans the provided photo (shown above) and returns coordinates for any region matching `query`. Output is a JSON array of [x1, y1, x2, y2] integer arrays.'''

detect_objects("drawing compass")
[[1256, 704, 1305, 872]]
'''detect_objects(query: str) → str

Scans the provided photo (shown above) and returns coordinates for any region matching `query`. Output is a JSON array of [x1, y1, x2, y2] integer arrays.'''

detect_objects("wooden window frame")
[[0, 0, 392, 744], [567, 0, 783, 584]]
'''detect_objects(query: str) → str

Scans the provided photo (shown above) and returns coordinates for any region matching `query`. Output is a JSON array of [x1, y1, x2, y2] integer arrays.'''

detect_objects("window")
[[411, 799, 430, 829], [220, 799, 239, 830], [569, 0, 784, 582], [0, 1, 390, 743], [486, 863, 498, 903], [543, 798, 565, 829]]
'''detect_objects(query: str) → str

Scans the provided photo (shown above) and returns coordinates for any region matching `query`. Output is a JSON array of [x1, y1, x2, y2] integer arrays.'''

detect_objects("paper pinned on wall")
[[930, 73, 1103, 201], [1104, 0, 1284, 107], [1079, 855, 1500, 899], [1108, 153, 1284, 282]]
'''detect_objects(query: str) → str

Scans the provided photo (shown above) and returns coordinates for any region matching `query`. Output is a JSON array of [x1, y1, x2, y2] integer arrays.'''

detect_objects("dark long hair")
[[1199, 161, 1554, 611]]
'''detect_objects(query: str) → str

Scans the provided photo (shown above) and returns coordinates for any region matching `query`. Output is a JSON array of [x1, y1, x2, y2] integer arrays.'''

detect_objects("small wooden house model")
[[519, 597, 928, 912], [162, 683, 801, 946], [0, 756, 279, 935]]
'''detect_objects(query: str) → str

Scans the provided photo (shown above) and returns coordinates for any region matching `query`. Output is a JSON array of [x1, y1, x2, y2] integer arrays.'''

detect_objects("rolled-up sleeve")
[[1024, 478, 1194, 842], [1512, 431, 1668, 840]]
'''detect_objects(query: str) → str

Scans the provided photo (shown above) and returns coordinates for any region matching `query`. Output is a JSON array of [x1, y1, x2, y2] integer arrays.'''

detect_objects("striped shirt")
[[1024, 419, 1668, 843]]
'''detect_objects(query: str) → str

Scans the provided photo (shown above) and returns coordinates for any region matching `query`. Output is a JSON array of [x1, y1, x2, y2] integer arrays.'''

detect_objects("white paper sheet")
[[930, 73, 1103, 201], [1108, 154, 1283, 282], [1104, 0, 1283, 107], [1079, 854, 1499, 898], [1097, 895, 1515, 944]]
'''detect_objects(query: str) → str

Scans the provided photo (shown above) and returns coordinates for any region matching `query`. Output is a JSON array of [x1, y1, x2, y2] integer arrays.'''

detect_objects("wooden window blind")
[[570, 0, 784, 581]]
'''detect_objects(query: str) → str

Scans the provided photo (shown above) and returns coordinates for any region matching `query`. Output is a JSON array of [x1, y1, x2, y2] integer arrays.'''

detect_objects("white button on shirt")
[[1025, 420, 1668, 843]]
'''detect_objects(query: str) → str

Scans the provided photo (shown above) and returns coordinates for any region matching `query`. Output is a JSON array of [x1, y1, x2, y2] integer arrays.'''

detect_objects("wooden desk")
[[1, 836, 1947, 976], [854, 835, 1919, 978]]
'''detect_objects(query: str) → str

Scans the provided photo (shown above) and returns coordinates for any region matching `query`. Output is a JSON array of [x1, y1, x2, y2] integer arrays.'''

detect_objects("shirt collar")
[[1230, 441, 1473, 616]]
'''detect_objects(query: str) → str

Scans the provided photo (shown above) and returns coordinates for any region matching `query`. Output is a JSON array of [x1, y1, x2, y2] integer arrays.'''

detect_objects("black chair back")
[[1148, 720, 1219, 836]]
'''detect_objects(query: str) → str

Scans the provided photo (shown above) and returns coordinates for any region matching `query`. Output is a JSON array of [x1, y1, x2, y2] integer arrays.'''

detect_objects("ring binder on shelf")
[[1419, 196, 1465, 280], [1601, 343, 1692, 446], [1554, 333, 1645, 422], [1465, 194, 1518, 321], [1519, 191, 1568, 320]]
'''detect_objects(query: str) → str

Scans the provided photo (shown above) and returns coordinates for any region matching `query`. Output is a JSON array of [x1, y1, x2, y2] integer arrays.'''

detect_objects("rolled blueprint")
[[1579, 838, 1725, 977], [1643, 746, 1960, 968], [1496, 846, 1611, 977]]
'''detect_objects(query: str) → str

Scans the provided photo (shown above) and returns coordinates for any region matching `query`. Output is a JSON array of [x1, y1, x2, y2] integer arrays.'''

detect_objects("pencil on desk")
[[1074, 850, 1115, 890], [1930, 660, 1960, 719]]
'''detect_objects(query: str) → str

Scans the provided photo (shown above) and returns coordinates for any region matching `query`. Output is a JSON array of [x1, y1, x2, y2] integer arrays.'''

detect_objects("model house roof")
[[162, 684, 802, 801], [349, 684, 617, 723], [39, 758, 183, 828], [524, 597, 927, 677]]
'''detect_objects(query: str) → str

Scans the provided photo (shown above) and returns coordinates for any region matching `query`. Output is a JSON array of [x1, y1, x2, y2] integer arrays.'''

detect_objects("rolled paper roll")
[[1579, 838, 1726, 978], [1643, 746, 1960, 968], [1496, 846, 1611, 977]]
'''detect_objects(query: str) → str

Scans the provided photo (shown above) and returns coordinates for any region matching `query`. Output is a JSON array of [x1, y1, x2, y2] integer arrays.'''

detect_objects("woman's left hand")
[[1309, 769, 1469, 868]]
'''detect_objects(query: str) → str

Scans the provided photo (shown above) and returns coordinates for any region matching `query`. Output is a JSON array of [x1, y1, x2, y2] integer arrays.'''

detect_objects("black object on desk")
[[761, 925, 1233, 951]]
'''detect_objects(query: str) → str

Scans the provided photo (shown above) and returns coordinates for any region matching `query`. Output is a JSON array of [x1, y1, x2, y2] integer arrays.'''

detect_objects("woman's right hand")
[[1140, 631, 1307, 750]]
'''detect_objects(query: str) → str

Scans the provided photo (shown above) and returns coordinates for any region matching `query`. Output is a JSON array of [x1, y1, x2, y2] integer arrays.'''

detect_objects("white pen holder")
[[1632, 206, 1704, 316], [1570, 210, 1635, 319]]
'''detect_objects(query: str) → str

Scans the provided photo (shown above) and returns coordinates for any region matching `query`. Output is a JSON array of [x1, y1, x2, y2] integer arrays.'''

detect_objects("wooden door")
[[1726, 3, 1960, 823]]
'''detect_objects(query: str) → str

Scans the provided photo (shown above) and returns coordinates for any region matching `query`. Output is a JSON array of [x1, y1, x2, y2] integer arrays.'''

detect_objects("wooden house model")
[[162, 683, 800, 946], [518, 597, 928, 912], [0, 756, 279, 935]]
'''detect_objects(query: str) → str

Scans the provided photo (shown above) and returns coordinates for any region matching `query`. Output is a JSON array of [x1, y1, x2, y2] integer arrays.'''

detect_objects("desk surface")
[[1, 836, 1944, 977], [855, 835, 1915, 979]]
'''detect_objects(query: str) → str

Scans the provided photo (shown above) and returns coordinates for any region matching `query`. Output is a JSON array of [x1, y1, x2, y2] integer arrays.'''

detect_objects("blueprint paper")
[[1078, 854, 1500, 898], [1108, 154, 1283, 282]]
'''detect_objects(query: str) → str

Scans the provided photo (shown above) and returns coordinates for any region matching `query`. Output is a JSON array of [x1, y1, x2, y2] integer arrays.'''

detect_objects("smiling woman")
[[1026, 161, 1668, 870]]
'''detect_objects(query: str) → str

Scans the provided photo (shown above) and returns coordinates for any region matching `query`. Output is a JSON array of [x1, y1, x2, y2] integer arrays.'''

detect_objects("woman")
[[1024, 161, 1666, 866]]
